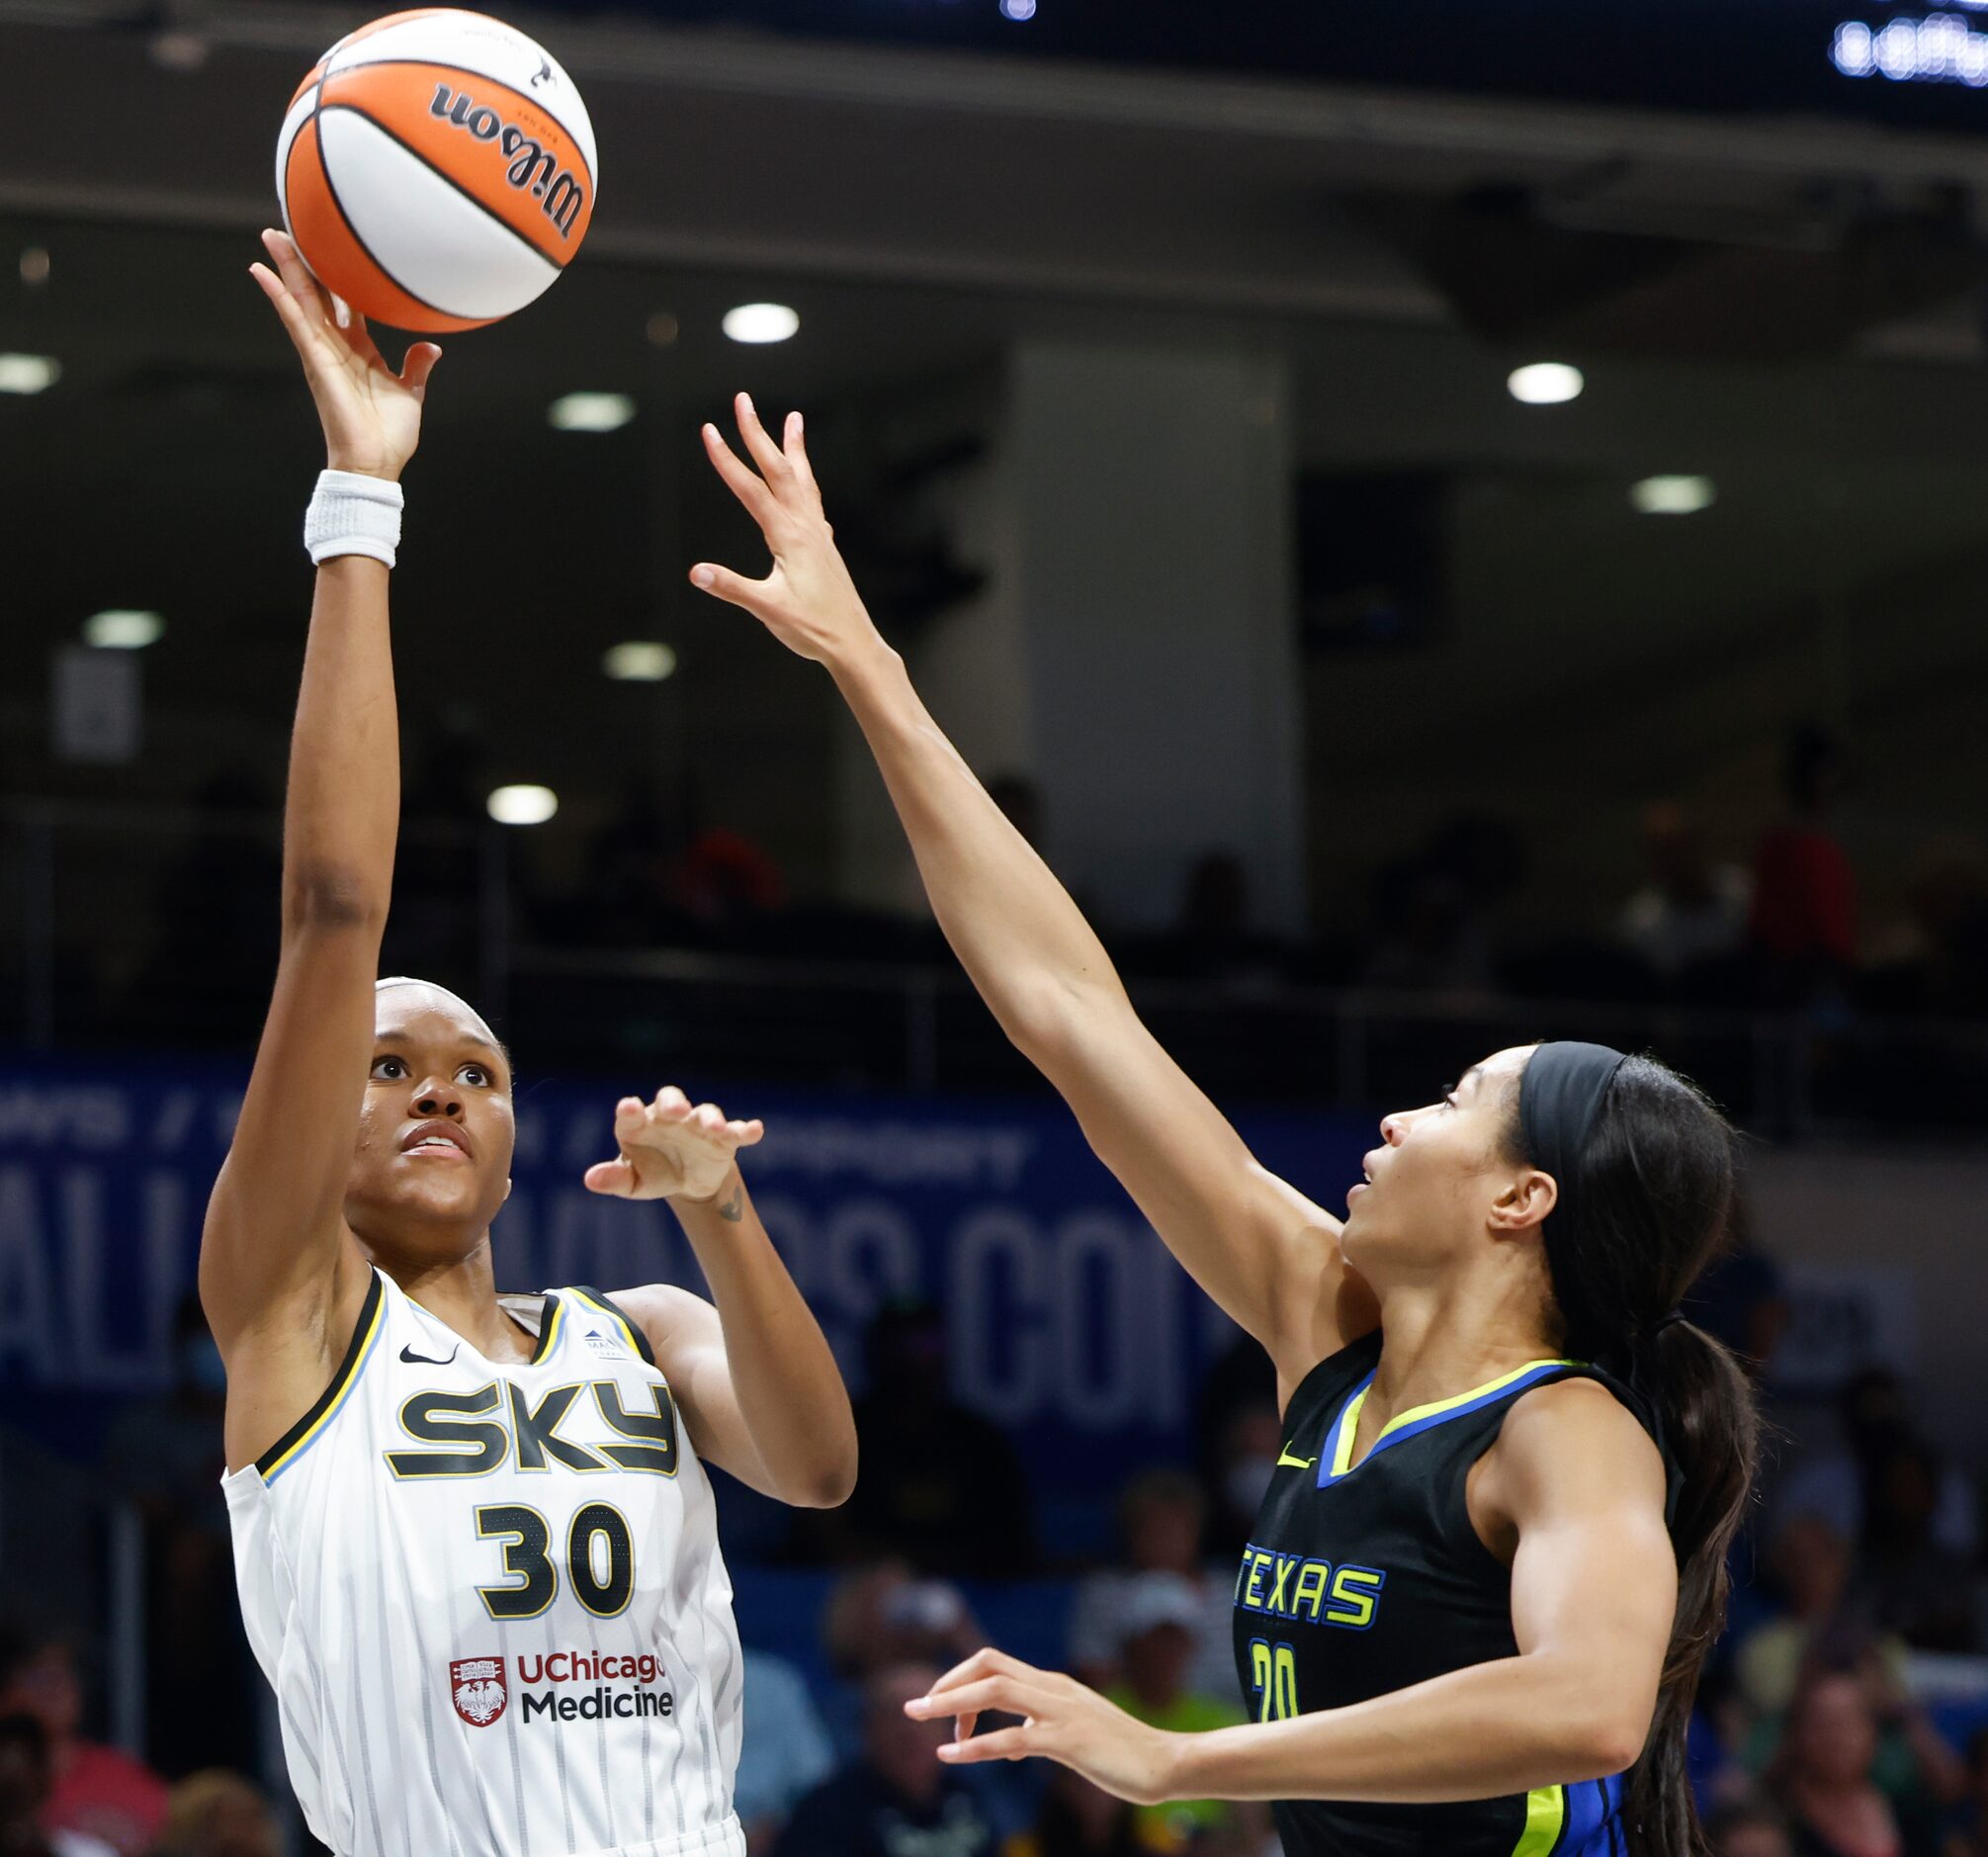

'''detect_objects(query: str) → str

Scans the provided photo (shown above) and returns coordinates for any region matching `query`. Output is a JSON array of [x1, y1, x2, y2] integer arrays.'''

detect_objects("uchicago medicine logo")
[[452, 1657, 508, 1727]]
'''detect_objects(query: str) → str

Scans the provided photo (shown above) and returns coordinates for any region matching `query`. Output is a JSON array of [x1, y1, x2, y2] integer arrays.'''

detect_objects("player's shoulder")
[[1492, 1373, 1665, 1507], [598, 1281, 716, 1369]]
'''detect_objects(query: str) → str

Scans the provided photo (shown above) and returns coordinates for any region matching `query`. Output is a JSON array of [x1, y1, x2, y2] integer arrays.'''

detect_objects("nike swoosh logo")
[[400, 1342, 459, 1367], [1277, 1447, 1318, 1469]]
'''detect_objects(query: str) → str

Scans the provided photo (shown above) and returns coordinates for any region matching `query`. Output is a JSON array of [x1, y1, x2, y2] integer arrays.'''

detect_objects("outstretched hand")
[[583, 1086, 765, 1205], [689, 394, 882, 667], [906, 1648, 1181, 1808], [249, 227, 439, 481]]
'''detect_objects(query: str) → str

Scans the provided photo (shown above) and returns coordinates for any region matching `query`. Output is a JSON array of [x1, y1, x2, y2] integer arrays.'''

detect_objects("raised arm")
[[690, 398, 1372, 1388], [201, 230, 440, 1466], [588, 1087, 858, 1509]]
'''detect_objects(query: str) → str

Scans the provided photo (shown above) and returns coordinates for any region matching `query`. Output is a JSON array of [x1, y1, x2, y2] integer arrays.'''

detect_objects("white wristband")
[[305, 469, 404, 567]]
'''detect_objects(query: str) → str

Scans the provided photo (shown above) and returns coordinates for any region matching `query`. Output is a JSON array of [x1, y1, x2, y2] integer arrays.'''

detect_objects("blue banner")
[[0, 1052, 1372, 1499]]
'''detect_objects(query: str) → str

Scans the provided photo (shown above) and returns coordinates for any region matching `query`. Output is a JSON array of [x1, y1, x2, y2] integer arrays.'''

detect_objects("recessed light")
[[1507, 362, 1585, 406], [549, 393, 635, 432], [646, 312, 679, 348], [487, 784, 559, 826], [602, 641, 678, 682], [83, 609, 164, 650], [0, 353, 60, 395], [1631, 476, 1717, 516], [722, 304, 800, 345], [1001, 0, 1037, 17], [19, 247, 49, 288]]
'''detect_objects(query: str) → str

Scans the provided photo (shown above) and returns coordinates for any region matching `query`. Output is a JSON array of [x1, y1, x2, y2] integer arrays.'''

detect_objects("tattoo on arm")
[[717, 1186, 743, 1223]]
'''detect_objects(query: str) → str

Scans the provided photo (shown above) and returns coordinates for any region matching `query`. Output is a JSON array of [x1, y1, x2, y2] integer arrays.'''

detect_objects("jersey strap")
[[255, 1268, 388, 1482], [1317, 1358, 1583, 1489], [568, 1285, 658, 1368]]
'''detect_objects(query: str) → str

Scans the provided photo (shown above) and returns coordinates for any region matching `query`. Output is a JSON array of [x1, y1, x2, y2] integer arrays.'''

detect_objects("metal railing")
[[7, 799, 1986, 1138]]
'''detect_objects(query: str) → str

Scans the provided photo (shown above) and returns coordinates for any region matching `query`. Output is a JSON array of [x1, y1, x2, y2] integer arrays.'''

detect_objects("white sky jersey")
[[222, 1269, 745, 1857]]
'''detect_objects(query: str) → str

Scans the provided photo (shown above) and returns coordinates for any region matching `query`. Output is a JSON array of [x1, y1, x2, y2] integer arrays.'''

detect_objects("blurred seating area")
[[6, 1272, 1988, 1857], [6, 715, 1987, 1135]]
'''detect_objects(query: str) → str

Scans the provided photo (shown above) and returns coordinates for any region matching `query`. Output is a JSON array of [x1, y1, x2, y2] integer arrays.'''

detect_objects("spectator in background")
[[0, 1636, 165, 1857], [1620, 801, 1751, 982], [1767, 1667, 1936, 1857], [1863, 842, 1988, 1020], [1706, 1796, 1796, 1857], [1683, 1194, 1788, 1381], [735, 1650, 836, 1857], [1750, 724, 1858, 1005], [1001, 1767, 1183, 1857], [1860, 1438, 1980, 1653], [1068, 1472, 1233, 1701], [1202, 1401, 1282, 1563], [821, 1561, 982, 1689], [1101, 1575, 1245, 1847], [773, 1663, 999, 1857], [0, 1714, 115, 1857], [838, 1304, 1036, 1578], [145, 1771, 278, 1857], [98, 1297, 256, 1777], [1944, 1728, 1988, 1857], [1733, 1516, 1902, 1729], [1775, 1372, 1979, 1567]]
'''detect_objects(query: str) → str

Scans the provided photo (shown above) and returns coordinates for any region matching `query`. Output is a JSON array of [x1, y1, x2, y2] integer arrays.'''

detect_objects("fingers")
[[928, 1647, 1037, 1694], [249, 261, 317, 359], [907, 1675, 1032, 1722], [687, 562, 778, 615], [623, 1088, 760, 1147], [583, 1159, 637, 1197], [734, 392, 790, 486], [400, 341, 443, 398], [782, 409, 821, 504], [937, 1726, 1032, 1765], [261, 227, 328, 323], [701, 421, 780, 528]]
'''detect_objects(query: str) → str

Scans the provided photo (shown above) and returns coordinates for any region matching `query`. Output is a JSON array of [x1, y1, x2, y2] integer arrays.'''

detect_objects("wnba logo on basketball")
[[450, 1656, 508, 1727], [427, 83, 586, 238]]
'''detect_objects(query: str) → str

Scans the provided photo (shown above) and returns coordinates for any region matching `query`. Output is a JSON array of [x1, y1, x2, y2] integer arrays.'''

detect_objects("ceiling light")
[[548, 392, 635, 432], [19, 247, 49, 288], [1507, 362, 1585, 405], [603, 641, 677, 682], [722, 303, 800, 345], [487, 784, 559, 826], [646, 312, 679, 348], [1631, 475, 1717, 516], [83, 609, 164, 650], [0, 354, 60, 395], [1000, 0, 1037, 16]]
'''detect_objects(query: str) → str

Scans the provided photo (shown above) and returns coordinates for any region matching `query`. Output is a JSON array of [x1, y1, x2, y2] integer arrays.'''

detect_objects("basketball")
[[275, 8, 596, 332]]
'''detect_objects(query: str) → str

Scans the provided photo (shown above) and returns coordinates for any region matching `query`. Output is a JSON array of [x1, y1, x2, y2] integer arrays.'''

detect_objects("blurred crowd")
[[28, 721, 1988, 1105], [6, 1245, 1988, 1857]]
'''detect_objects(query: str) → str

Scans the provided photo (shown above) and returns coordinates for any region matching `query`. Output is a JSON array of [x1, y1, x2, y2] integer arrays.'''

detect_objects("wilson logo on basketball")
[[427, 84, 586, 238], [450, 1656, 508, 1727]]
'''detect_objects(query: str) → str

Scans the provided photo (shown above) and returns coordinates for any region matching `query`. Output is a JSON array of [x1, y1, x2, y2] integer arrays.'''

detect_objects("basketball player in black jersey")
[[690, 398, 1760, 1857]]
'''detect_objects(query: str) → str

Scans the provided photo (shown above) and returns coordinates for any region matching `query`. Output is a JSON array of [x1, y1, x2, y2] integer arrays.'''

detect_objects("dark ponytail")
[[1516, 1053, 1761, 1857]]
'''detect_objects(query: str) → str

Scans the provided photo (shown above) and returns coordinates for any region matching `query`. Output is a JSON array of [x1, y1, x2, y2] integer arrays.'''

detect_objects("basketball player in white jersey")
[[206, 230, 859, 1857]]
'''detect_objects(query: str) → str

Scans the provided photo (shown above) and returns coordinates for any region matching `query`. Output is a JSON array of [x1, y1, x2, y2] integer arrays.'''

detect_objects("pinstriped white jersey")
[[222, 1268, 745, 1857]]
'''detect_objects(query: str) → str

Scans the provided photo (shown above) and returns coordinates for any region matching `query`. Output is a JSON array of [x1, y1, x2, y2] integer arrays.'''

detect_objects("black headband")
[[1518, 1040, 1629, 1266]]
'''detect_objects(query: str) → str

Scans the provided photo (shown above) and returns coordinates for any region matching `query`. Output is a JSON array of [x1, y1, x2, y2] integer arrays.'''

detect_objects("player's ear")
[[501, 1177, 513, 1205]]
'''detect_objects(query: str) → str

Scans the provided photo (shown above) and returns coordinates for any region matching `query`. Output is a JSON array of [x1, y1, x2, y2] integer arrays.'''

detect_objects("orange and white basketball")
[[276, 9, 596, 332]]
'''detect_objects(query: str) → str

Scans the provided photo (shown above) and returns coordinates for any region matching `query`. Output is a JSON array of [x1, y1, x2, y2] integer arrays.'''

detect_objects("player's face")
[[1338, 1045, 1534, 1282], [344, 986, 515, 1255]]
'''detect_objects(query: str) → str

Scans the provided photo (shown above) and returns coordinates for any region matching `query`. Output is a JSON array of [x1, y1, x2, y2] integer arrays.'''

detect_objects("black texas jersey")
[[1232, 1331, 1631, 1857]]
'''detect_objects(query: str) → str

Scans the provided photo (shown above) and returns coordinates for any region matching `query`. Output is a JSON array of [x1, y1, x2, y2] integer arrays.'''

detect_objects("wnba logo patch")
[[451, 1657, 508, 1727]]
